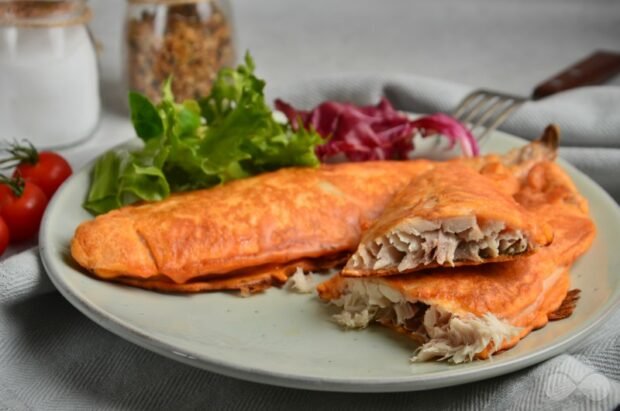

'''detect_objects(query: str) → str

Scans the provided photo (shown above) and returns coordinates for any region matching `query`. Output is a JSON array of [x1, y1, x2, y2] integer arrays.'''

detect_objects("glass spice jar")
[[124, 0, 235, 102], [0, 0, 100, 149]]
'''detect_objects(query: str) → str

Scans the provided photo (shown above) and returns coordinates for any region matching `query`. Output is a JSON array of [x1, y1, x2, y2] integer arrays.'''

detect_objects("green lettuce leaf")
[[128, 92, 163, 140], [83, 151, 124, 215], [83, 52, 323, 215]]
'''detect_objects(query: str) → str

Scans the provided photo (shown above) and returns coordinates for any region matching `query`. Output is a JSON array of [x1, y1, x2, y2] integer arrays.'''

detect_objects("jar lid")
[[127, 0, 212, 4], [0, 0, 92, 27]]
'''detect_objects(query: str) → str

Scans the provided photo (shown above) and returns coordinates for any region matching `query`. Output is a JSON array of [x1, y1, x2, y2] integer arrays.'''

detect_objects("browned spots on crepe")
[[548, 289, 581, 321]]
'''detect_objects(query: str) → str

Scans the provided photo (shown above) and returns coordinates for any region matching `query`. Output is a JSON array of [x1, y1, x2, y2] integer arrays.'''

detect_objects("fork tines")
[[453, 90, 526, 143]]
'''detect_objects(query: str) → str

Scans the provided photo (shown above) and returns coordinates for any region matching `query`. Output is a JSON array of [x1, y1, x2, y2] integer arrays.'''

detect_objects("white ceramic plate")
[[40, 131, 620, 392]]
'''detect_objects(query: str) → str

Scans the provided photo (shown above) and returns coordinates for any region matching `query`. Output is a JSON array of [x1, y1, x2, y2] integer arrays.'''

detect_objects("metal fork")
[[452, 90, 525, 143], [452, 50, 620, 144]]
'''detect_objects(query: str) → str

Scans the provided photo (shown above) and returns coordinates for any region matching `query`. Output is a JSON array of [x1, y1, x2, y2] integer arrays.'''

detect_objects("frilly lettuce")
[[84, 53, 323, 215]]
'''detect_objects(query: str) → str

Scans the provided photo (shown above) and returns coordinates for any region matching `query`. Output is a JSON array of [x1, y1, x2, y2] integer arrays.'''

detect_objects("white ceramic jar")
[[0, 0, 100, 149]]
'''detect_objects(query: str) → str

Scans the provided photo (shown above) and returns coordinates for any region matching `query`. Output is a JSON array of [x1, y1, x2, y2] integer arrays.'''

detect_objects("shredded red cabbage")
[[274, 98, 479, 161]]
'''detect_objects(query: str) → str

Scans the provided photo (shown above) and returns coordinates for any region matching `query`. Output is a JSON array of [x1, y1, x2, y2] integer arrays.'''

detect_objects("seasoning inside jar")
[[125, 0, 235, 102]]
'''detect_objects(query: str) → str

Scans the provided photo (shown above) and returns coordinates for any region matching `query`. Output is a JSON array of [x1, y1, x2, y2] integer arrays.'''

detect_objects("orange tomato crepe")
[[71, 126, 559, 294], [317, 161, 594, 363], [72, 161, 433, 293], [343, 163, 553, 276]]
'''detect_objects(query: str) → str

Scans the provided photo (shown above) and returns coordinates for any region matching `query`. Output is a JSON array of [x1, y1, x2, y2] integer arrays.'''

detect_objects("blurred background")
[[92, 0, 620, 108]]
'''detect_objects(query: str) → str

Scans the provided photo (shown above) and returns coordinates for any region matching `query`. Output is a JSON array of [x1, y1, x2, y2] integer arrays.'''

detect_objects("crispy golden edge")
[[548, 289, 581, 321], [89, 253, 349, 294]]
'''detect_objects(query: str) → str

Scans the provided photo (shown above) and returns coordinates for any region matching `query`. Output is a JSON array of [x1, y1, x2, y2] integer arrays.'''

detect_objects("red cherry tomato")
[[0, 184, 11, 211], [0, 178, 48, 242], [0, 217, 9, 256], [13, 151, 72, 199]]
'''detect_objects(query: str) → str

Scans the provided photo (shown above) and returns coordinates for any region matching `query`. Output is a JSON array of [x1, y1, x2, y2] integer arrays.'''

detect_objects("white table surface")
[[4, 0, 620, 254]]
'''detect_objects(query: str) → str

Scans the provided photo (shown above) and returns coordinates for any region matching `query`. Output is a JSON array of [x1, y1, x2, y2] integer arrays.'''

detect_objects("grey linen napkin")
[[1, 76, 620, 410]]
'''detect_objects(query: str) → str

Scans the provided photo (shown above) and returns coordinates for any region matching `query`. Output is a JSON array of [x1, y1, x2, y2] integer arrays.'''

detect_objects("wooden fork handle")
[[531, 50, 620, 100]]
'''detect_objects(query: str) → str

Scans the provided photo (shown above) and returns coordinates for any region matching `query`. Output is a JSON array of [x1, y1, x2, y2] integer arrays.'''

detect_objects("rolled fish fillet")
[[317, 161, 595, 363], [343, 163, 554, 276], [71, 127, 558, 294]]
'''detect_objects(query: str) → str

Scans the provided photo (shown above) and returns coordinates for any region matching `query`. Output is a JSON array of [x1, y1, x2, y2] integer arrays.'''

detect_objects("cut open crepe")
[[343, 163, 554, 276], [318, 161, 595, 363], [71, 127, 558, 294]]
